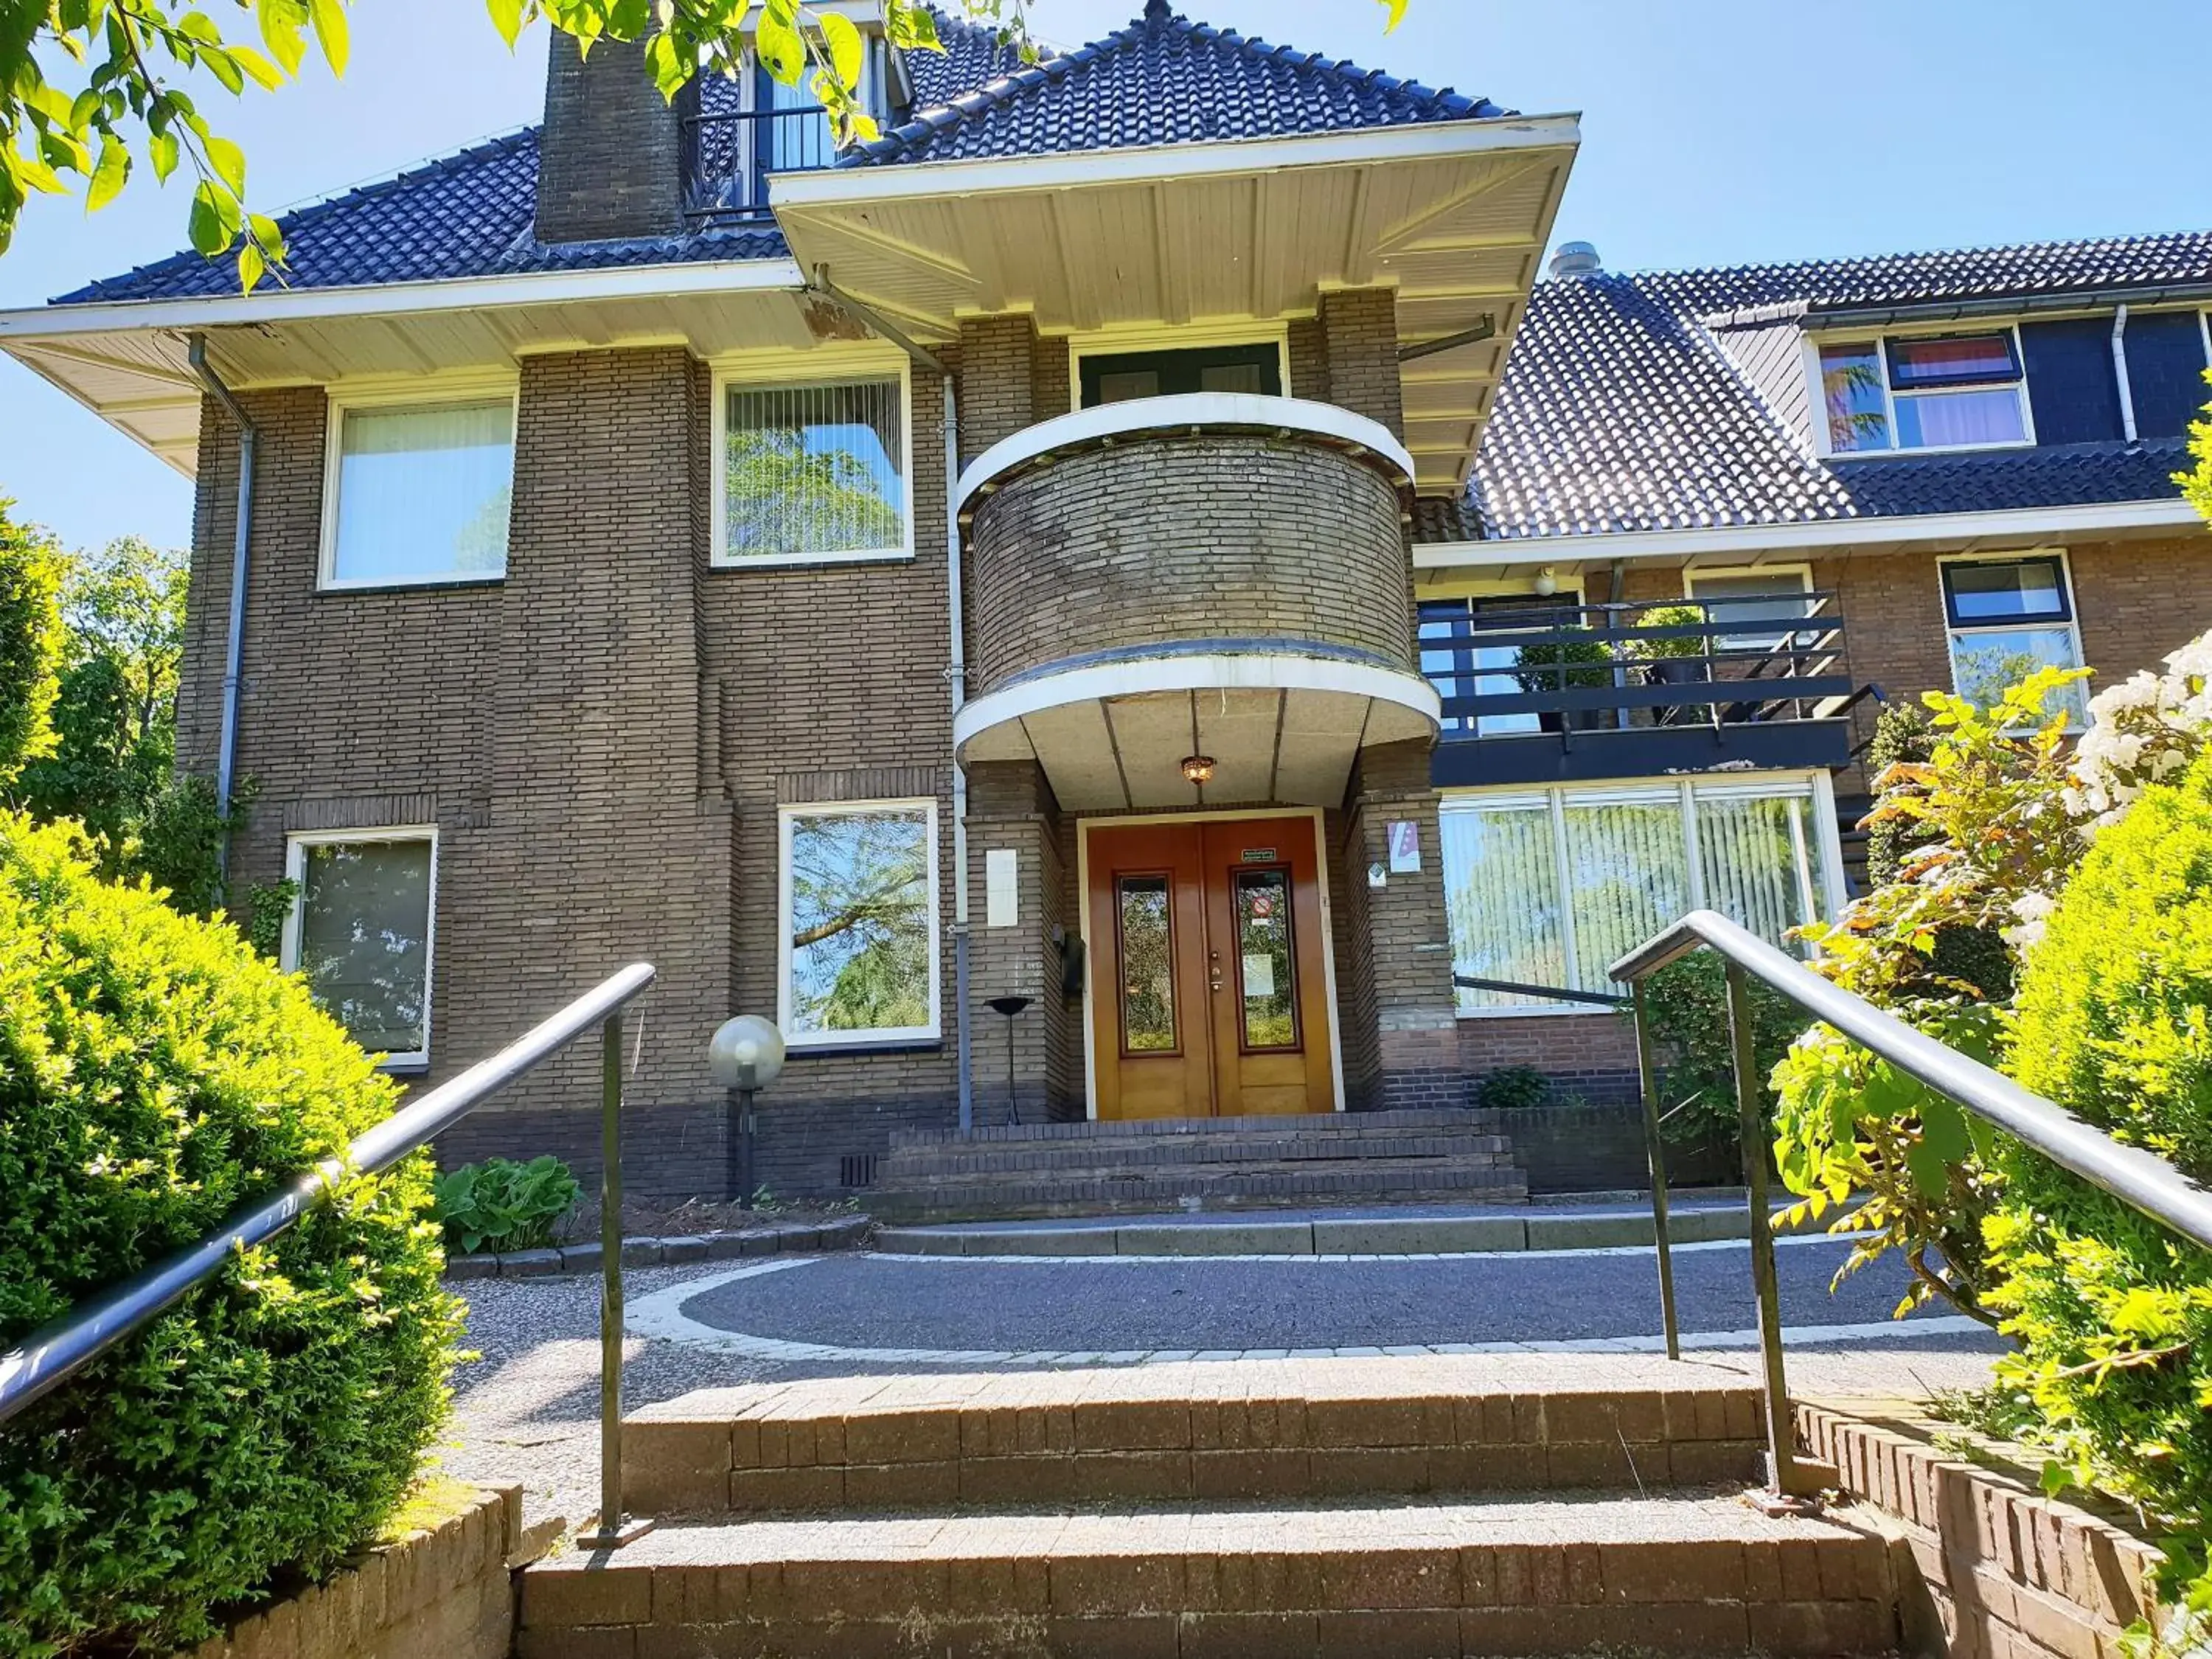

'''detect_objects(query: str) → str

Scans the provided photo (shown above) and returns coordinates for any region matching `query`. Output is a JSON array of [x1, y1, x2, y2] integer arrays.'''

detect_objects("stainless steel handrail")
[[1610, 908, 2212, 1506], [0, 963, 658, 1543]]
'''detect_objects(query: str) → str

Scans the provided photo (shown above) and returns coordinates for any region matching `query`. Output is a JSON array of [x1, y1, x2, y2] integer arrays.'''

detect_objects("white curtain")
[[1561, 800, 1688, 996], [1896, 387, 2026, 448], [1697, 794, 1815, 950], [1441, 804, 1565, 1011], [725, 380, 905, 560], [333, 401, 512, 584]]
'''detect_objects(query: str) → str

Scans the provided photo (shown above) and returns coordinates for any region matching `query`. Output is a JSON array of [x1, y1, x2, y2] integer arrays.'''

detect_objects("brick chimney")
[[535, 34, 694, 245]]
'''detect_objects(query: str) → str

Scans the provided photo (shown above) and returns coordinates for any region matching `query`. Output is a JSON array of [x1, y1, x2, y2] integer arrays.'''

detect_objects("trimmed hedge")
[[1991, 748, 2212, 1526], [0, 813, 462, 1656]]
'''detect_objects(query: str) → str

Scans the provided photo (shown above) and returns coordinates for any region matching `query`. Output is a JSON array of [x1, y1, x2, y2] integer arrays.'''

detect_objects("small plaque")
[[1240, 847, 1278, 863], [1242, 953, 1276, 998], [1387, 820, 1422, 874], [1368, 861, 1388, 890]]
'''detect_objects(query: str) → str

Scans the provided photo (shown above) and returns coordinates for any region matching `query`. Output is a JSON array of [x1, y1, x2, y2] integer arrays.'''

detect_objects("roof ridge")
[[1600, 225, 2212, 288]]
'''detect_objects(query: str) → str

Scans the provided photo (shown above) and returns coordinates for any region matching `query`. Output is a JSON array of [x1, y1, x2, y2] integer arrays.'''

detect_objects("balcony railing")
[[1422, 592, 1881, 785], [682, 106, 837, 223]]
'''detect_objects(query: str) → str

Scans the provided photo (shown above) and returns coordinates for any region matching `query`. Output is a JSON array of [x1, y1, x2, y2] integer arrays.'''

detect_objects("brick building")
[[4, 3, 2208, 1200]]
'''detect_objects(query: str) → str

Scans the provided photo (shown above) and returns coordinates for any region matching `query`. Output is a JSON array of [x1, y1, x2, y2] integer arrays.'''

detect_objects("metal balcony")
[[682, 105, 836, 223], [1422, 592, 1881, 787]]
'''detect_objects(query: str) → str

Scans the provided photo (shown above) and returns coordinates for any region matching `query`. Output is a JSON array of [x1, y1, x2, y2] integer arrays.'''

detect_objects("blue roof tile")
[[846, 2, 1506, 167], [1459, 231, 2212, 542]]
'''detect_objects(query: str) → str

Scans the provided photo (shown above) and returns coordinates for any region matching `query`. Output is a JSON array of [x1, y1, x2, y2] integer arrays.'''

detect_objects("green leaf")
[[486, 0, 524, 47], [2039, 1461, 2073, 1498], [203, 133, 246, 197], [257, 0, 307, 74], [201, 48, 246, 95], [1903, 1135, 1949, 1200], [308, 0, 349, 76], [886, 4, 939, 51], [1918, 1093, 1972, 1164], [187, 180, 231, 254], [755, 7, 803, 82], [229, 44, 285, 91], [85, 134, 128, 212], [818, 10, 863, 91], [149, 129, 181, 181], [237, 237, 265, 292], [1377, 0, 1411, 29]]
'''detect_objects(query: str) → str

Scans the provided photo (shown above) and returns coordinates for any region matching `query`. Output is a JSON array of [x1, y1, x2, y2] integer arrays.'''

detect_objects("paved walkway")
[[442, 1232, 2007, 1528]]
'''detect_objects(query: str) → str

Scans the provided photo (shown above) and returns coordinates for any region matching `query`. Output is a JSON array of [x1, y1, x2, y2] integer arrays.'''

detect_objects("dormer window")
[[1817, 329, 2031, 454]]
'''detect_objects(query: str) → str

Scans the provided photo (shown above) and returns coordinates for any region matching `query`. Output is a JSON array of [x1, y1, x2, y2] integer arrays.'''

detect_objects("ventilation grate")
[[839, 1154, 880, 1190]]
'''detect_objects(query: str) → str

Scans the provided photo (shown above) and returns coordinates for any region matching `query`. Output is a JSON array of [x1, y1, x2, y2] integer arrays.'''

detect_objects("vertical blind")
[[332, 400, 513, 585], [1444, 781, 1832, 1012], [724, 378, 906, 560]]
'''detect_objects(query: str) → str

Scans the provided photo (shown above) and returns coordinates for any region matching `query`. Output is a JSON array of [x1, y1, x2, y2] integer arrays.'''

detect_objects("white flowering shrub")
[[2065, 630, 2212, 832]]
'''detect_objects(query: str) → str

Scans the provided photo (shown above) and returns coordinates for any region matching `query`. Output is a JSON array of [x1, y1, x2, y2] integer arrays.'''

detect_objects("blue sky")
[[1, 0, 2204, 554]]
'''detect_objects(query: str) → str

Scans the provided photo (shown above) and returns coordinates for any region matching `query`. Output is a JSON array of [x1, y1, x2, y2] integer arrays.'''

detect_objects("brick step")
[[519, 1493, 1897, 1658], [888, 1108, 1509, 1150], [881, 1133, 1517, 1180], [623, 1357, 1765, 1518], [863, 1164, 1530, 1223]]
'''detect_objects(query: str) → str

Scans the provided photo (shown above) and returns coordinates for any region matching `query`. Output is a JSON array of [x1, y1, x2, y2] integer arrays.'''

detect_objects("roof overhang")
[[772, 116, 1582, 495], [0, 257, 809, 477], [1412, 496, 2207, 577]]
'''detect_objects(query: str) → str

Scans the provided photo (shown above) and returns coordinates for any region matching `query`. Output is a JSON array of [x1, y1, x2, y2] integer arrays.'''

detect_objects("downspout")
[[187, 333, 255, 880], [2111, 304, 2138, 442], [945, 377, 975, 1135]]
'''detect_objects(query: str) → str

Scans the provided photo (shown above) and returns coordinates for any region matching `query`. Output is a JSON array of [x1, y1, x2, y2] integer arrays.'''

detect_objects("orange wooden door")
[[1088, 818, 1335, 1121], [1087, 824, 1213, 1120], [1199, 820, 1336, 1118]]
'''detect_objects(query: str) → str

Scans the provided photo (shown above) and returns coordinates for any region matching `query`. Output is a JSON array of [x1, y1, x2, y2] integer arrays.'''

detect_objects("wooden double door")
[[1087, 817, 1336, 1121]]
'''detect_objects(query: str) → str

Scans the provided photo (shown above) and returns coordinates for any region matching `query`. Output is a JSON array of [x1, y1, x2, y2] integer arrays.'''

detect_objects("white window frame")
[[776, 796, 942, 1050], [280, 825, 440, 1069], [1935, 548, 2087, 728], [1065, 320, 1293, 414], [318, 373, 520, 592], [1682, 563, 1816, 652], [1805, 323, 2037, 459], [1441, 772, 1846, 1018], [711, 353, 916, 568]]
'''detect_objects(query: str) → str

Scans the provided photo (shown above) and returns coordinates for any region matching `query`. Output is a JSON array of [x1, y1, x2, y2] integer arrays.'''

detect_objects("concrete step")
[[518, 1492, 1897, 1658], [622, 1357, 1767, 1518], [863, 1163, 1531, 1224], [881, 1131, 1517, 1180], [874, 1203, 1794, 1259], [888, 1107, 1509, 1152]]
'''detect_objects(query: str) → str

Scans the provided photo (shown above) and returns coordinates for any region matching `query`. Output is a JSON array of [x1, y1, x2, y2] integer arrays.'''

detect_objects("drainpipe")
[[187, 333, 256, 880], [2110, 304, 2138, 442], [944, 376, 975, 1135]]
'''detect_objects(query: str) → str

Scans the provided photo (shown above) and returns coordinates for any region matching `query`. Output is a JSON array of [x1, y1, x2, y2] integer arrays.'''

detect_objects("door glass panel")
[[1233, 869, 1298, 1050], [1116, 875, 1177, 1052]]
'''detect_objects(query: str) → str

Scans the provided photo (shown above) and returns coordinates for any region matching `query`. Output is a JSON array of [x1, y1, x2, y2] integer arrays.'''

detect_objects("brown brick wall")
[[1320, 288, 1405, 438], [1458, 1012, 1641, 1104], [967, 434, 1413, 695], [1344, 740, 1458, 1111], [535, 35, 689, 243], [965, 759, 1079, 1124]]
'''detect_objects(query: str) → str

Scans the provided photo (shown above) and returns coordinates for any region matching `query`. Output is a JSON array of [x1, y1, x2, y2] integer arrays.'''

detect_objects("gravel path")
[[443, 1244, 2008, 1530]]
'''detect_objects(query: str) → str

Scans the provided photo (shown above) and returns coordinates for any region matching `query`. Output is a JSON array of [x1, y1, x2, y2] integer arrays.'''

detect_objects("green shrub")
[[0, 501, 66, 788], [1510, 631, 1613, 694], [434, 1156, 582, 1255], [1624, 602, 1709, 664], [1473, 1064, 1551, 1111], [1639, 953, 1804, 1147], [0, 813, 462, 1657], [1986, 748, 2212, 1530]]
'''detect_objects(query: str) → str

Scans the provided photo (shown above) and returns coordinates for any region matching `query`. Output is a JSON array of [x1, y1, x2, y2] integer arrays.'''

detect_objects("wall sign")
[[1387, 821, 1422, 874], [1240, 847, 1278, 863]]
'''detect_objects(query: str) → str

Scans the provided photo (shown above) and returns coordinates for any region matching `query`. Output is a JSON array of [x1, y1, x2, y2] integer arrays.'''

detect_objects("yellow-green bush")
[[0, 813, 462, 1656], [1990, 746, 2212, 1526]]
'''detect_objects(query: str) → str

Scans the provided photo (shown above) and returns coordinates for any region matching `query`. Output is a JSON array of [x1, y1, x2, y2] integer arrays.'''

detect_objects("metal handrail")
[[0, 963, 658, 1545], [1454, 973, 1631, 1009], [1608, 908, 2212, 1507]]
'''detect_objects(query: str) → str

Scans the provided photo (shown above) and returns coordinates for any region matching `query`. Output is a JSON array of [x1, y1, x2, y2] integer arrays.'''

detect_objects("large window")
[[1683, 568, 1816, 652], [282, 830, 437, 1066], [779, 800, 939, 1047], [1077, 342, 1284, 407], [1941, 553, 2087, 725], [717, 372, 910, 566], [1442, 779, 1834, 1013], [1818, 330, 2031, 453], [321, 393, 515, 588]]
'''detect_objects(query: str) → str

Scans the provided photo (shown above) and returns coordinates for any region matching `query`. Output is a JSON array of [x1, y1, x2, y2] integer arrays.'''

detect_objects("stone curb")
[[874, 1206, 1833, 1259], [444, 1214, 871, 1279]]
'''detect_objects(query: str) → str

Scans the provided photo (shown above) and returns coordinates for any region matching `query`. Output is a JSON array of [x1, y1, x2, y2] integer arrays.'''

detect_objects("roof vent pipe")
[[1549, 241, 1601, 279]]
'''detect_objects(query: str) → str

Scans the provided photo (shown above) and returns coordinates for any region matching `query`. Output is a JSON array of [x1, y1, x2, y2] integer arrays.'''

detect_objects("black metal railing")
[[0, 964, 659, 1551], [683, 105, 837, 222], [1610, 910, 2212, 1509], [1421, 593, 1865, 737]]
